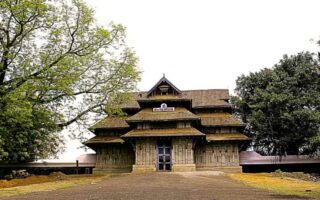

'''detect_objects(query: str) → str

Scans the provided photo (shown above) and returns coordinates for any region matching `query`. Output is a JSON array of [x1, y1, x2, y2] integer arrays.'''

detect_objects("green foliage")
[[233, 52, 320, 155], [0, 0, 141, 162], [0, 97, 63, 162], [104, 92, 133, 116]]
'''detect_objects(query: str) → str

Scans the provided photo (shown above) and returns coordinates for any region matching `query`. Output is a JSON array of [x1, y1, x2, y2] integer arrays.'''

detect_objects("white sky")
[[55, 0, 320, 161]]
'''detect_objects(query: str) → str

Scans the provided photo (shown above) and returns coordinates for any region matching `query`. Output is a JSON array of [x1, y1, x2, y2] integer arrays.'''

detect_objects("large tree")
[[0, 0, 140, 163], [233, 52, 320, 155]]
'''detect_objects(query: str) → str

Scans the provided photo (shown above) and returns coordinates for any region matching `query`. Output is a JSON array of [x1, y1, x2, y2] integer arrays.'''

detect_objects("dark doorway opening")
[[157, 140, 172, 171]]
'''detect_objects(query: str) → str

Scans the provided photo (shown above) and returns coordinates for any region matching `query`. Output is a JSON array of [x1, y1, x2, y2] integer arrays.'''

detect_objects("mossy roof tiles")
[[121, 128, 205, 138], [197, 113, 245, 127], [89, 116, 130, 130], [121, 89, 230, 109], [126, 107, 200, 122], [206, 133, 251, 141], [83, 136, 125, 144]]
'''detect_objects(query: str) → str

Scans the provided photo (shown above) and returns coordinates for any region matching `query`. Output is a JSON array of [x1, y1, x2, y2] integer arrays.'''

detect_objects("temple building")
[[84, 76, 251, 173]]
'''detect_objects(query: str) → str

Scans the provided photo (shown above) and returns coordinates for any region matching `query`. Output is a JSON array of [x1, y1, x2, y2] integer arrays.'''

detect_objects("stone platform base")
[[93, 167, 132, 174], [132, 165, 156, 173], [172, 164, 196, 172], [196, 166, 242, 173]]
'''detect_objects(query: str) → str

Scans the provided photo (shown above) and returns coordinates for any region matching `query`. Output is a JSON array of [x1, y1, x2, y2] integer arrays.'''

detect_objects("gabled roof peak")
[[147, 75, 182, 96]]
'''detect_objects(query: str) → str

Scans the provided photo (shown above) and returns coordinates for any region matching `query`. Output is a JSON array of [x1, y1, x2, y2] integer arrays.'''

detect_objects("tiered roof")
[[121, 128, 204, 138], [85, 76, 249, 145], [84, 136, 125, 145], [126, 107, 199, 122], [197, 113, 245, 127], [90, 116, 130, 130], [206, 133, 250, 141], [121, 89, 230, 110]]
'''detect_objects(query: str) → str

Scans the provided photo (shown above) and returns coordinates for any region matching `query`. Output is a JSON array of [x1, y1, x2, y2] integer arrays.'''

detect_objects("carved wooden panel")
[[95, 144, 134, 169], [172, 138, 194, 164], [195, 143, 240, 167], [135, 139, 156, 165]]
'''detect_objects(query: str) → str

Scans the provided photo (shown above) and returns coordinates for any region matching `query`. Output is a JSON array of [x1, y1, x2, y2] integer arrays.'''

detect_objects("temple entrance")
[[157, 140, 172, 171]]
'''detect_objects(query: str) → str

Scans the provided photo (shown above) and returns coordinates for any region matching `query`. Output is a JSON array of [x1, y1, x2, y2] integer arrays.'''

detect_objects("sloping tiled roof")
[[90, 116, 130, 130], [240, 151, 320, 165], [121, 92, 142, 109], [206, 133, 251, 141], [138, 95, 191, 102], [121, 89, 230, 109], [183, 90, 230, 108], [198, 113, 245, 127], [126, 107, 199, 122], [121, 128, 205, 138], [147, 95, 185, 100], [84, 136, 125, 144]]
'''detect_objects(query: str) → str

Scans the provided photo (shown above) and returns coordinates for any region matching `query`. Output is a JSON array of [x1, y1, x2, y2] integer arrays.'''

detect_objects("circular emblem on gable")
[[160, 103, 167, 109]]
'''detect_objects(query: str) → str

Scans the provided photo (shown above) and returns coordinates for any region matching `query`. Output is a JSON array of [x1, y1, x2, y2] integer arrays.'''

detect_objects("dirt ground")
[[0, 172, 313, 200], [0, 172, 70, 188]]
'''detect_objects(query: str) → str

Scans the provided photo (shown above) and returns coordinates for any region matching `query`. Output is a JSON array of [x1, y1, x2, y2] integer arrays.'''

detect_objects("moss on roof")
[[121, 89, 230, 109], [126, 107, 199, 122], [121, 128, 205, 137], [90, 116, 130, 131], [197, 113, 245, 127], [83, 136, 125, 144], [148, 95, 185, 100], [183, 90, 230, 108], [89, 111, 245, 132], [206, 133, 251, 141]]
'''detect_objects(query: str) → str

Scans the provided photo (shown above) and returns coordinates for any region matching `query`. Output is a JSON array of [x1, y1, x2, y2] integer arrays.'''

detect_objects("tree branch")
[[57, 102, 105, 127]]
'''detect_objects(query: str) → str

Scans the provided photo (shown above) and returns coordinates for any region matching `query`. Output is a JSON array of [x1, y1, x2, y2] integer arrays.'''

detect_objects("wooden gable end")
[[147, 75, 182, 97]]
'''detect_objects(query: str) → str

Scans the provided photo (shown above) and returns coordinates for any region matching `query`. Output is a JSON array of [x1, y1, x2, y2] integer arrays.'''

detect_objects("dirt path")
[[0, 172, 312, 200]]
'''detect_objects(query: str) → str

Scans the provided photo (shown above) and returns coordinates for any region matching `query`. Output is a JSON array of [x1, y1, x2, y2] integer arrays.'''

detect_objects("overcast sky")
[[55, 0, 320, 161]]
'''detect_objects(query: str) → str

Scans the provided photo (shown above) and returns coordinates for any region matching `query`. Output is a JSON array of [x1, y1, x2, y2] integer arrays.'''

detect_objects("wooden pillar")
[[172, 138, 196, 172], [132, 138, 156, 172]]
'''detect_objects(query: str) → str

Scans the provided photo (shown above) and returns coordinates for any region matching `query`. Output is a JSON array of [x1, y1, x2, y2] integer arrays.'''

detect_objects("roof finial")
[[163, 73, 165, 77]]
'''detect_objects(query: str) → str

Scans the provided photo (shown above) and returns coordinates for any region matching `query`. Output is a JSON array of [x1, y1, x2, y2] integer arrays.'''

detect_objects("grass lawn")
[[229, 173, 320, 199], [0, 174, 105, 197]]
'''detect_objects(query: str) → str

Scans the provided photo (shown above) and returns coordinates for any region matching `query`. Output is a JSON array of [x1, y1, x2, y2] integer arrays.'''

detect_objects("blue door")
[[157, 141, 171, 171]]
